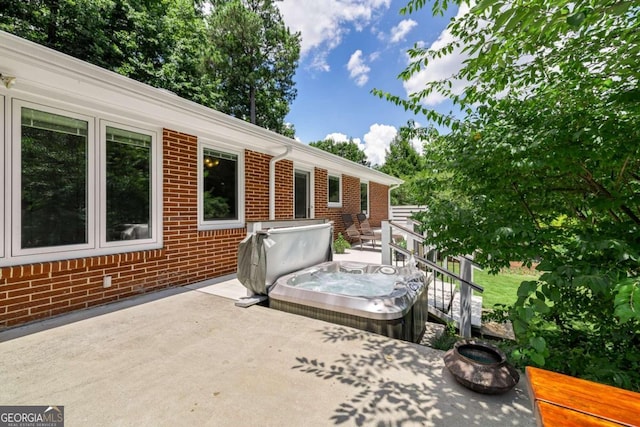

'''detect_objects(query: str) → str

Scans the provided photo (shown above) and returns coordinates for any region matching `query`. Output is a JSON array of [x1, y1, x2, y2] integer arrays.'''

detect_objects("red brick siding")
[[275, 160, 293, 219], [314, 168, 328, 219], [245, 150, 270, 220], [0, 129, 246, 329], [368, 182, 389, 227]]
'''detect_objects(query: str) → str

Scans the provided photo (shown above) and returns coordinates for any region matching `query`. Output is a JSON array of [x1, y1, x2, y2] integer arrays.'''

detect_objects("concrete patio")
[[0, 247, 535, 426]]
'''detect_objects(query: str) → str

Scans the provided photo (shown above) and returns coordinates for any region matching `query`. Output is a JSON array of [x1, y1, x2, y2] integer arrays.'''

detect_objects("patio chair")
[[344, 223, 378, 249], [341, 213, 355, 229], [356, 213, 381, 239]]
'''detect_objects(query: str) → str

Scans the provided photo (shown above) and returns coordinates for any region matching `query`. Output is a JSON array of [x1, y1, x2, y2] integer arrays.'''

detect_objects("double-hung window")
[[328, 174, 342, 207], [3, 99, 161, 266], [198, 142, 244, 230]]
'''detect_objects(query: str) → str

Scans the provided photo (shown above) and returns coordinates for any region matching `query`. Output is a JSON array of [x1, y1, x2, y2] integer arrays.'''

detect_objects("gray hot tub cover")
[[237, 222, 334, 295]]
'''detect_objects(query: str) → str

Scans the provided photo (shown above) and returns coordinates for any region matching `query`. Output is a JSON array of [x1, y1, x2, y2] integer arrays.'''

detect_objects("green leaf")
[[533, 298, 551, 314], [613, 278, 640, 323], [529, 336, 546, 353], [529, 351, 546, 366], [517, 280, 538, 297], [566, 11, 586, 28]]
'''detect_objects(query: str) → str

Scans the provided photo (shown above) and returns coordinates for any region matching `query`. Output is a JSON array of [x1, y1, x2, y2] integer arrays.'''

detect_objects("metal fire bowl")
[[444, 339, 520, 395]]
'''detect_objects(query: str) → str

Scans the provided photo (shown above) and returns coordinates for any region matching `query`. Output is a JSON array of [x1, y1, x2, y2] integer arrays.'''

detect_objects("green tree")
[[0, 0, 218, 106], [205, 0, 300, 137], [378, 0, 640, 389], [380, 121, 427, 205], [380, 122, 425, 178], [309, 138, 370, 166]]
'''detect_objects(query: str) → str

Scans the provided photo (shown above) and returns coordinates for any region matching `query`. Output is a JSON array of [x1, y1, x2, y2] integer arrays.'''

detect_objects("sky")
[[276, 0, 463, 165]]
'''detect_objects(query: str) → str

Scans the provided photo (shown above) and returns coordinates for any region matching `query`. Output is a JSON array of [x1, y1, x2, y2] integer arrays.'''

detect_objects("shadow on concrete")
[[293, 326, 534, 426]]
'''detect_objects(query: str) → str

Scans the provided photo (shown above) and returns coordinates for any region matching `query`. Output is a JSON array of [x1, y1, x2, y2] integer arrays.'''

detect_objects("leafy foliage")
[[383, 0, 640, 390], [204, 0, 301, 136], [333, 233, 351, 254], [0, 0, 301, 137], [380, 121, 432, 204], [309, 138, 370, 166], [0, 0, 218, 106]]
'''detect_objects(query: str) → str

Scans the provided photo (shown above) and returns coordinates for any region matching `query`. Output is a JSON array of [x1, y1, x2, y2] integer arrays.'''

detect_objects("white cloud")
[[277, 0, 392, 71], [363, 124, 397, 165], [390, 19, 417, 43], [347, 50, 371, 86], [325, 132, 349, 142], [403, 3, 472, 106]]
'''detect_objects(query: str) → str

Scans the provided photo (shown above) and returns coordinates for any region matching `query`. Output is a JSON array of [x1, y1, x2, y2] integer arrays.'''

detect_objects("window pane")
[[106, 126, 151, 241], [203, 148, 237, 220], [21, 107, 88, 248], [360, 182, 368, 214], [295, 171, 309, 219], [328, 176, 340, 203]]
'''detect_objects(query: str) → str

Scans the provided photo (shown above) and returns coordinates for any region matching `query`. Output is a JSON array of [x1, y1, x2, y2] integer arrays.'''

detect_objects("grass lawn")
[[473, 269, 539, 309]]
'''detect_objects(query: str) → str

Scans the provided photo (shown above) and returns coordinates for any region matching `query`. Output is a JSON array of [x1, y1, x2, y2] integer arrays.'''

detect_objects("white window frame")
[[2, 98, 162, 267], [198, 140, 245, 230], [12, 99, 97, 257], [99, 120, 161, 249], [327, 173, 342, 208], [360, 181, 369, 216]]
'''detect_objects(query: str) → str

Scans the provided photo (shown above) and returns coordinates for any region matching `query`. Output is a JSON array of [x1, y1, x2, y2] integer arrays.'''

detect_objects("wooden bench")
[[526, 366, 640, 426]]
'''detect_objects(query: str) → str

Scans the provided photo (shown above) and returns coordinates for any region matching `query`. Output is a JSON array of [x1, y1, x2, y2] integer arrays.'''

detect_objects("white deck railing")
[[381, 219, 483, 338]]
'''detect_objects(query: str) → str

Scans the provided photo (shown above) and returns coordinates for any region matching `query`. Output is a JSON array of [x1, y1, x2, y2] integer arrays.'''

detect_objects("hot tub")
[[270, 261, 428, 342], [237, 222, 429, 342]]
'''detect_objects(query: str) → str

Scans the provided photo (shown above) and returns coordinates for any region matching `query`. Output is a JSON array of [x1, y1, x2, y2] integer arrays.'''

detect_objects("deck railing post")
[[381, 220, 391, 265], [459, 257, 473, 338]]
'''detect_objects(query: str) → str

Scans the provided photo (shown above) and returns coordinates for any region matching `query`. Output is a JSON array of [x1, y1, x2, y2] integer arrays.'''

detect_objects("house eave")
[[0, 30, 402, 187]]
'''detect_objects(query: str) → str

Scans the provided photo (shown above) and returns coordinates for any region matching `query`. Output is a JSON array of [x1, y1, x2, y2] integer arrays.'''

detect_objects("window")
[[328, 174, 341, 207], [105, 125, 152, 242], [15, 104, 94, 254], [360, 182, 369, 215], [199, 143, 244, 229], [4, 99, 161, 266]]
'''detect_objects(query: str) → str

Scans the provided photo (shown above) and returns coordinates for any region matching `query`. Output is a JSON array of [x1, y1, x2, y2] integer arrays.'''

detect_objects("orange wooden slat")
[[536, 401, 626, 427], [526, 366, 640, 427]]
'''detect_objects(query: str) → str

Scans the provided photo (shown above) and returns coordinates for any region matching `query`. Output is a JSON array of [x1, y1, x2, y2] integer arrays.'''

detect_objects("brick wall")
[[275, 160, 293, 219], [0, 129, 246, 329], [369, 181, 390, 227], [314, 168, 328, 220], [245, 150, 270, 220]]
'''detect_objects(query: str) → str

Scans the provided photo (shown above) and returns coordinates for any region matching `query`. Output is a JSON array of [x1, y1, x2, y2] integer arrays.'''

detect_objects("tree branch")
[[512, 182, 541, 229]]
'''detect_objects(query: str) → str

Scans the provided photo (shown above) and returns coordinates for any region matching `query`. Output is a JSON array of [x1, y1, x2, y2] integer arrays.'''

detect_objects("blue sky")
[[277, 0, 462, 165]]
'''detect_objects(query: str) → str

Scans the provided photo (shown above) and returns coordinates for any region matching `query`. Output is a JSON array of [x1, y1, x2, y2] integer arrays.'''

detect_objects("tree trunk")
[[250, 85, 256, 125]]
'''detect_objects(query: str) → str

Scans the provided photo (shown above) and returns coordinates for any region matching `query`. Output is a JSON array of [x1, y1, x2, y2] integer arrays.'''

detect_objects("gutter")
[[269, 146, 292, 220], [388, 183, 401, 220]]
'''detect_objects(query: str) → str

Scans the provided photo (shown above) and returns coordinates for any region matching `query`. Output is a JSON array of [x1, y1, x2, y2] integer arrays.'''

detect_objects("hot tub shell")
[[270, 261, 428, 342], [237, 222, 429, 342]]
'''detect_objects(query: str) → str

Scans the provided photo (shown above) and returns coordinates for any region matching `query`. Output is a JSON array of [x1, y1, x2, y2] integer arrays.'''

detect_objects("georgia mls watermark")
[[0, 406, 64, 427]]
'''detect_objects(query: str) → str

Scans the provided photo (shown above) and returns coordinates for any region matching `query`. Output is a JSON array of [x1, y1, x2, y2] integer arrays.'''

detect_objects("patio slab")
[[0, 284, 534, 426]]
